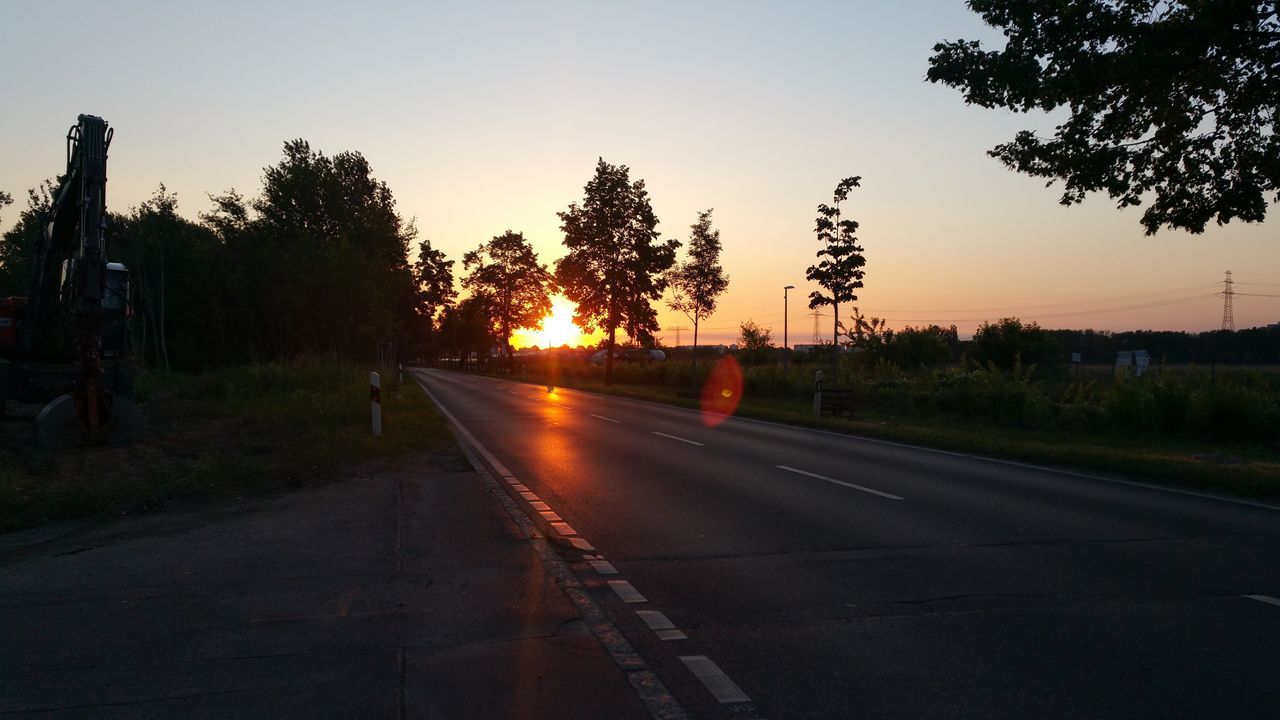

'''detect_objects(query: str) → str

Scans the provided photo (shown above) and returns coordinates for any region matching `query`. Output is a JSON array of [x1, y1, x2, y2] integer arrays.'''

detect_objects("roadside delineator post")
[[371, 371, 382, 437], [813, 369, 823, 417]]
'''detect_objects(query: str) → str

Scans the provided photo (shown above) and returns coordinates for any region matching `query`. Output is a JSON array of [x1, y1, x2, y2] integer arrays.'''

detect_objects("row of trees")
[[2, 141, 428, 369], [1, 150, 740, 381]]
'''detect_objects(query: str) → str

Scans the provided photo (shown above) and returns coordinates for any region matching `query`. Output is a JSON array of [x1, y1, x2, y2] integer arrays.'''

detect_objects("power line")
[[860, 282, 1219, 316], [873, 294, 1218, 324], [1221, 270, 1235, 331]]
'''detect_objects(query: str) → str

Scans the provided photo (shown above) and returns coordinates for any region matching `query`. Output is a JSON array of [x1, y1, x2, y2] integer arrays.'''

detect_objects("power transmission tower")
[[665, 325, 689, 347], [808, 310, 827, 344], [1221, 270, 1235, 331]]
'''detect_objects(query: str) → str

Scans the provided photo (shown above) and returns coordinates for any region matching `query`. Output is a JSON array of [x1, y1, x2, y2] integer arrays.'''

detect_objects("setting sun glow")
[[513, 296, 594, 349]]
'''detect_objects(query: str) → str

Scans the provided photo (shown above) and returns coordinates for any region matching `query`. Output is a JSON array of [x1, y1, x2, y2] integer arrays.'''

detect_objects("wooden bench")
[[816, 388, 855, 416]]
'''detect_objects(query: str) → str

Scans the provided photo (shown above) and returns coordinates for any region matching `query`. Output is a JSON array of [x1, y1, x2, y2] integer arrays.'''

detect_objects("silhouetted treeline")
[[3, 140, 430, 371], [1045, 327, 1280, 366]]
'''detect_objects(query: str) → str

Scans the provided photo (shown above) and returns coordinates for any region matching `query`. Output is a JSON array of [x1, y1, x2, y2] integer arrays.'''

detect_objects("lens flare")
[[700, 355, 744, 427]]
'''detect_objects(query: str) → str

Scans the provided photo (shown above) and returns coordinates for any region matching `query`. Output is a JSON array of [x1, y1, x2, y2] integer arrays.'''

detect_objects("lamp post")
[[783, 285, 796, 368]]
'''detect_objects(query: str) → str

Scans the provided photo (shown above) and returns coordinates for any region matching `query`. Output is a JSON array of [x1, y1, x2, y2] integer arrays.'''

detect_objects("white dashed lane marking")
[[775, 464, 904, 500], [636, 610, 687, 641], [588, 559, 619, 575], [608, 580, 648, 603], [680, 655, 750, 703], [591, 413, 620, 423], [652, 431, 704, 446], [1245, 594, 1280, 607]]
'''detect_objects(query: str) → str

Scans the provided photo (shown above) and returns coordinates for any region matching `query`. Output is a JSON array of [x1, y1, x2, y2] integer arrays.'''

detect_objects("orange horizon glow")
[[512, 295, 602, 349]]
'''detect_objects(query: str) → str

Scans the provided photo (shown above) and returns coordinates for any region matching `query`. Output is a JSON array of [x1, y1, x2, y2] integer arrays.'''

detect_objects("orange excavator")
[[0, 114, 144, 447]]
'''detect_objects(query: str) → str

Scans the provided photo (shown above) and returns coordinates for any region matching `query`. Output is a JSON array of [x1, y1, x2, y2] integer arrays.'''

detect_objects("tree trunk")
[[832, 301, 839, 374], [159, 242, 170, 371], [606, 325, 616, 386], [692, 316, 700, 378]]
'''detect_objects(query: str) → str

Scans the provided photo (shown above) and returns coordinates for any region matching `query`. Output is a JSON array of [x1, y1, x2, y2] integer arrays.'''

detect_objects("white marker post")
[[813, 369, 824, 417], [370, 371, 382, 437]]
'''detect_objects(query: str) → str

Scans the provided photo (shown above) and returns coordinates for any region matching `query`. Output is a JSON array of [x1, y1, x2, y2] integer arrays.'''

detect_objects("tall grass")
[[505, 356, 1280, 446], [1, 361, 456, 531]]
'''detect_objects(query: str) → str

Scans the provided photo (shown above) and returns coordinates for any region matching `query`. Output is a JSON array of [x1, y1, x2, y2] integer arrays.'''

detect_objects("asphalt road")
[[412, 368, 1280, 720]]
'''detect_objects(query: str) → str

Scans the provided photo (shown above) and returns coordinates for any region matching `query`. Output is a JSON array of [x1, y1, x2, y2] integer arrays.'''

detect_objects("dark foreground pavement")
[[0, 455, 651, 719]]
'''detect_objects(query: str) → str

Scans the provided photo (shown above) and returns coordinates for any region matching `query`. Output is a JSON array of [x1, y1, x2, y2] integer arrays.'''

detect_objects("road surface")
[[412, 368, 1280, 720]]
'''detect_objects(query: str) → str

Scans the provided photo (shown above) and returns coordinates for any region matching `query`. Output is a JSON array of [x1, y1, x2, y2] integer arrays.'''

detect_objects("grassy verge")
[[496, 369, 1280, 502], [0, 362, 458, 532]]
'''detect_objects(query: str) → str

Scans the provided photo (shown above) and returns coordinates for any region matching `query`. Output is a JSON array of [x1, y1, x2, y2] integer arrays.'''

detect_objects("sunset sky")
[[2, 1, 1277, 347]]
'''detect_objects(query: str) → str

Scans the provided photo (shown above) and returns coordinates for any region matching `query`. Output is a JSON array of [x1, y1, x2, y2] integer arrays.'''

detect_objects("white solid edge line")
[[652, 431, 704, 446], [608, 580, 648, 603], [635, 610, 677, 631], [1244, 594, 1280, 607], [457, 373, 1279, 513], [776, 465, 904, 501], [410, 371, 517, 480], [591, 413, 621, 423], [679, 655, 750, 704]]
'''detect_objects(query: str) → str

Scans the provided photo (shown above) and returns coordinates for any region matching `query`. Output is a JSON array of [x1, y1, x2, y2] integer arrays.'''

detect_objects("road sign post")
[[370, 371, 382, 437], [813, 369, 824, 417]]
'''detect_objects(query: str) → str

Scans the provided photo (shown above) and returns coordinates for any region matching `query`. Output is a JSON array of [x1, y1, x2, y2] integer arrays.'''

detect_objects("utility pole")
[[809, 310, 826, 344], [666, 325, 689, 347], [1221, 270, 1235, 331], [783, 285, 795, 368]]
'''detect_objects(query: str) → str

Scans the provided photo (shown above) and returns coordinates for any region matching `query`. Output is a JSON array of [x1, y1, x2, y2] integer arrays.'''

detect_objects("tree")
[[806, 177, 866, 356], [0, 182, 53, 298], [928, 1, 1280, 235], [737, 317, 773, 361], [414, 238, 455, 323], [969, 317, 1063, 376], [556, 158, 679, 384], [462, 230, 552, 361], [667, 209, 729, 366]]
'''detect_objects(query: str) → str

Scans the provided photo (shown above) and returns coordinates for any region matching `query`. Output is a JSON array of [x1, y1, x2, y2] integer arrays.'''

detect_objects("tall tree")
[[666, 209, 729, 365], [806, 177, 866, 354], [414, 238, 456, 323], [928, 1, 1280, 235], [463, 230, 552, 361], [556, 158, 679, 384]]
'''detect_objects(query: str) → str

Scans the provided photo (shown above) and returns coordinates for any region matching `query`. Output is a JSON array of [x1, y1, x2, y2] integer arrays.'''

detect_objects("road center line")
[[1244, 594, 1280, 608], [775, 465, 904, 500], [652, 431, 704, 446], [591, 413, 620, 423], [679, 655, 750, 704]]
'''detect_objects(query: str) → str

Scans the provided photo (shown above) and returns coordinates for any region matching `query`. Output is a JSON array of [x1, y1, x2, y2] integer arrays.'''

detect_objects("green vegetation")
[[928, 1, 1279, 235], [0, 362, 457, 532], [495, 353, 1280, 500]]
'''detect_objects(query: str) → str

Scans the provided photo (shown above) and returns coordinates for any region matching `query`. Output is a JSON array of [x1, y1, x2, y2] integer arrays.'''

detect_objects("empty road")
[[412, 368, 1280, 719]]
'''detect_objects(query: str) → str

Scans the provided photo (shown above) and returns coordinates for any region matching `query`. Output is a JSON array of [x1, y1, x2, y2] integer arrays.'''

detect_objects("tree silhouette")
[[928, 0, 1280, 234], [738, 320, 774, 350], [556, 158, 678, 384], [0, 183, 53, 298], [666, 209, 729, 365], [414, 238, 455, 323], [805, 177, 865, 353], [463, 230, 552, 362]]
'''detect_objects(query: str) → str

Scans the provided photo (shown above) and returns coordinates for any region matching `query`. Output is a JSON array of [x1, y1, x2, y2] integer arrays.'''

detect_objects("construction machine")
[[0, 114, 144, 447]]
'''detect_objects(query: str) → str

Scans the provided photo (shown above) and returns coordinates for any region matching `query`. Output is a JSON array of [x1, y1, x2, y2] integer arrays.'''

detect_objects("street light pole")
[[784, 284, 796, 368]]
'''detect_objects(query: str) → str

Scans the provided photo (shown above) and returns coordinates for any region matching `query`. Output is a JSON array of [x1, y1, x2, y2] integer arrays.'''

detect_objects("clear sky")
[[2, 1, 1277, 346]]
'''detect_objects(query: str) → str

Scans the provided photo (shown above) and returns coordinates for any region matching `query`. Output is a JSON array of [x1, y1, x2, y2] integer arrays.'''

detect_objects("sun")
[[513, 295, 592, 349]]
